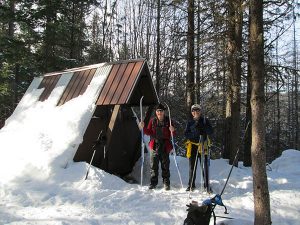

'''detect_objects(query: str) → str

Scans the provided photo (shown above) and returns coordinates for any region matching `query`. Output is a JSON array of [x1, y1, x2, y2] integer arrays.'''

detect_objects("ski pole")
[[188, 135, 203, 199], [200, 137, 205, 193], [200, 100, 206, 193], [165, 103, 183, 189], [220, 121, 251, 196], [188, 145, 199, 199], [140, 96, 145, 186], [203, 141, 212, 193], [85, 149, 96, 180], [207, 142, 211, 193], [205, 155, 210, 193], [85, 130, 103, 180]]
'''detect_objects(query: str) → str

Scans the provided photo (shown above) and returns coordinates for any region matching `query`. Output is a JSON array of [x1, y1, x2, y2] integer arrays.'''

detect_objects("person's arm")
[[143, 118, 155, 137], [169, 119, 176, 136]]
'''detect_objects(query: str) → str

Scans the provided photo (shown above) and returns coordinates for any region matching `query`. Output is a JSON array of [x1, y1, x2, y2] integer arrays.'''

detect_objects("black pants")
[[188, 145, 209, 188], [150, 140, 170, 186]]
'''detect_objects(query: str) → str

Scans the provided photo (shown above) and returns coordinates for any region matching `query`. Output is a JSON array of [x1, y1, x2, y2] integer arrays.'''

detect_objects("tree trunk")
[[224, 88, 232, 160], [8, 0, 15, 37], [224, 0, 242, 165], [155, 0, 161, 97], [292, 7, 299, 149], [195, 0, 201, 103], [186, 0, 195, 115], [70, 2, 75, 60], [244, 62, 252, 167], [275, 36, 281, 158], [249, 0, 271, 224], [42, 1, 57, 72], [102, 0, 108, 48]]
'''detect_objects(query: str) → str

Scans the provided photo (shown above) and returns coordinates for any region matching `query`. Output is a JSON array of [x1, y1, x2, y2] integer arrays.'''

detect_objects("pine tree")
[[249, 0, 271, 223]]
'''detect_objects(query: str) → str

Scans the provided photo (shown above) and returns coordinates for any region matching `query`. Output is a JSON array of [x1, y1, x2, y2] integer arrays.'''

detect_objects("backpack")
[[183, 204, 215, 225], [183, 194, 228, 225]]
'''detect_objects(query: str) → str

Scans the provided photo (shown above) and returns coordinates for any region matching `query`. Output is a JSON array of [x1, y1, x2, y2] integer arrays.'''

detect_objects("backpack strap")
[[211, 205, 216, 225], [212, 209, 216, 225]]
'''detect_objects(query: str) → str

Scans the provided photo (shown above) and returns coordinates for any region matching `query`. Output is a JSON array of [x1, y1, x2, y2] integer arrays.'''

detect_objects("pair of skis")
[[165, 103, 184, 189], [139, 97, 183, 189], [140, 96, 145, 186], [188, 136, 211, 199]]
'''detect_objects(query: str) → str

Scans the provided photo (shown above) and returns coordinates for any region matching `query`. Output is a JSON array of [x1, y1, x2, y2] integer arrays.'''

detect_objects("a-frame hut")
[[32, 59, 158, 176]]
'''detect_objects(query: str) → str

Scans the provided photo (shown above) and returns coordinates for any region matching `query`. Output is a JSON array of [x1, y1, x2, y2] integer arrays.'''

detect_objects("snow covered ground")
[[0, 69, 299, 224], [1, 148, 300, 225]]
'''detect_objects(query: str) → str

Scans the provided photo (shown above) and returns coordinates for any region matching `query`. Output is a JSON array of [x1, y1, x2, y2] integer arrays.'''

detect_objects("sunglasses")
[[156, 109, 164, 112], [192, 109, 200, 112]]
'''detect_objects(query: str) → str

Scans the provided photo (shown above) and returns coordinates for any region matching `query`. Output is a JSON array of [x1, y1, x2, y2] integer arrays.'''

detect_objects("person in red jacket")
[[139, 103, 175, 190]]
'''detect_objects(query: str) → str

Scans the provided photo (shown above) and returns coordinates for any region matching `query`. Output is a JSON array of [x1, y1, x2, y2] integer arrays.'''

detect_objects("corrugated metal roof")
[[37, 59, 158, 106], [38, 74, 62, 102], [57, 68, 97, 106], [96, 60, 145, 105]]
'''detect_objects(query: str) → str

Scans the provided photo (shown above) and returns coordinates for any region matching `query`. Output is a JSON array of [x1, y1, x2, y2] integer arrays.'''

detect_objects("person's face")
[[156, 109, 165, 120], [191, 108, 201, 119]]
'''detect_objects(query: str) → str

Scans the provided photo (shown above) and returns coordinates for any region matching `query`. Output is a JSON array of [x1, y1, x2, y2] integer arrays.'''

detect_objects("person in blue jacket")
[[184, 104, 213, 192]]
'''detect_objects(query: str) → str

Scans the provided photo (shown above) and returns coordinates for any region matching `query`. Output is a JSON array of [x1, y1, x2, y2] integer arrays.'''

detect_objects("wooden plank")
[[106, 105, 120, 149], [103, 63, 127, 105], [96, 64, 121, 105], [118, 61, 144, 104]]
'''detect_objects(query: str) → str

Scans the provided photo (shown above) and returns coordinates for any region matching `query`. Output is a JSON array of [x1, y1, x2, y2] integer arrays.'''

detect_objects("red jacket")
[[143, 116, 175, 153]]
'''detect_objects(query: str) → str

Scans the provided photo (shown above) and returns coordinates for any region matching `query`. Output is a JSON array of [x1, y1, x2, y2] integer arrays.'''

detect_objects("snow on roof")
[[0, 64, 111, 183]]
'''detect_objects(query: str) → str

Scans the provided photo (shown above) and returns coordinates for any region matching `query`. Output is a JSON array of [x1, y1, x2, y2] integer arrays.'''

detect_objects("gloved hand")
[[169, 125, 175, 133], [138, 121, 144, 130]]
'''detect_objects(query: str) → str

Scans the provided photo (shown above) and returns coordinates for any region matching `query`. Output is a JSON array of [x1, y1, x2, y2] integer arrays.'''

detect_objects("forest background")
[[0, 0, 299, 165]]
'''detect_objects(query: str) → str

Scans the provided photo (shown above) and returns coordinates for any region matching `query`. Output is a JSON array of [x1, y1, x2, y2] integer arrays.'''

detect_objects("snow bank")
[[0, 65, 109, 184]]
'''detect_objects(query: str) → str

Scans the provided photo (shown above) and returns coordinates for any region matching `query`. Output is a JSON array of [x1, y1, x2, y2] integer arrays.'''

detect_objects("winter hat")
[[155, 103, 166, 111], [191, 104, 201, 111]]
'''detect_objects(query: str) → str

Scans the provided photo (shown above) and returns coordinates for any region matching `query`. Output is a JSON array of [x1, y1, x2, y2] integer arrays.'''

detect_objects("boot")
[[186, 186, 195, 192], [164, 183, 170, 191], [163, 179, 170, 191], [148, 184, 156, 190]]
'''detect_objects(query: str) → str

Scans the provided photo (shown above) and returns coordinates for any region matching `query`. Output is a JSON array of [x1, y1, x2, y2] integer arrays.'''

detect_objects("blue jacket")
[[184, 117, 213, 142]]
